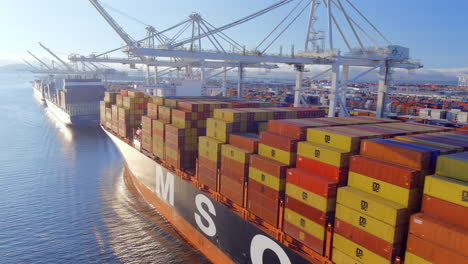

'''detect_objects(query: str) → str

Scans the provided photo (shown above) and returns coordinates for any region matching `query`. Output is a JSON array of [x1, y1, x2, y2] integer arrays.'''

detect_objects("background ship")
[[35, 77, 105, 126]]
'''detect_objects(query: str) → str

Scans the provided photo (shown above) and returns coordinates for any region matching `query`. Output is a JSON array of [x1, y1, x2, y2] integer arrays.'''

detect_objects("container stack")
[[165, 101, 229, 170], [405, 152, 468, 264], [220, 133, 259, 205], [99, 101, 110, 125], [284, 119, 375, 255], [111, 104, 119, 133], [102, 92, 117, 128], [202, 107, 262, 191], [332, 138, 443, 264], [152, 120, 166, 159], [245, 117, 329, 228], [141, 116, 157, 153], [118, 90, 149, 138]]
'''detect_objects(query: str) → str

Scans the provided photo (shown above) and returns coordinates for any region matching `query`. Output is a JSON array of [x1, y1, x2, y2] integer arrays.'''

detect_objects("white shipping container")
[[457, 112, 468, 123]]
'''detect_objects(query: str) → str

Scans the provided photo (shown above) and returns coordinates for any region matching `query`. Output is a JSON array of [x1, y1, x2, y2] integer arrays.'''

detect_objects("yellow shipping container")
[[337, 187, 409, 226], [297, 141, 351, 167], [258, 143, 295, 165], [214, 109, 248, 122], [307, 126, 382, 153], [435, 153, 468, 182], [198, 136, 224, 162], [332, 248, 364, 264], [348, 172, 421, 210], [333, 234, 392, 264], [336, 204, 406, 244], [249, 167, 285, 191], [221, 144, 252, 164], [286, 183, 336, 212], [404, 252, 432, 264], [284, 208, 325, 240], [424, 175, 468, 207]]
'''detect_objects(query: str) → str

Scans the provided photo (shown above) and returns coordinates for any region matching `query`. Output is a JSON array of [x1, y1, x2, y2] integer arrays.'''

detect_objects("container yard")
[[98, 89, 467, 264]]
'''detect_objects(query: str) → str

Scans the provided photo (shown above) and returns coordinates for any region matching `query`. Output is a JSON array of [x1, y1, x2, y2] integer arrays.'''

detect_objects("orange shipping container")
[[421, 195, 468, 228], [360, 139, 434, 170], [409, 213, 468, 256], [229, 133, 259, 153], [286, 168, 338, 198], [349, 155, 420, 189], [296, 156, 348, 183], [260, 131, 299, 152], [406, 234, 468, 264], [250, 155, 288, 178]]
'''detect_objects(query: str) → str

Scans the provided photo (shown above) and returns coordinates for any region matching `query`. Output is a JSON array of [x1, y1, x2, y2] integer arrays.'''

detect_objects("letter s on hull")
[[194, 194, 217, 237], [250, 235, 291, 264]]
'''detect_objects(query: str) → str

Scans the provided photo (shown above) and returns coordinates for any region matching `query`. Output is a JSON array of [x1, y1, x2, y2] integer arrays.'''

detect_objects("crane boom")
[[38, 42, 74, 72], [27, 51, 52, 70], [88, 0, 136, 46], [21, 58, 40, 71]]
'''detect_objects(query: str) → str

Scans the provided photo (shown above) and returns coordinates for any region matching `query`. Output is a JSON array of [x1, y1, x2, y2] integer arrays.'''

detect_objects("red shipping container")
[[220, 176, 244, 206], [267, 119, 326, 140], [349, 155, 420, 189], [286, 168, 338, 198], [259, 132, 299, 152], [285, 195, 333, 226], [360, 139, 434, 170], [198, 156, 219, 171], [422, 195, 468, 228], [334, 219, 402, 260], [248, 179, 282, 201], [247, 188, 280, 227], [250, 155, 288, 179], [283, 220, 325, 255], [409, 213, 468, 256], [406, 234, 468, 264], [229, 133, 259, 153], [221, 156, 249, 184], [296, 156, 348, 183], [198, 164, 217, 190]]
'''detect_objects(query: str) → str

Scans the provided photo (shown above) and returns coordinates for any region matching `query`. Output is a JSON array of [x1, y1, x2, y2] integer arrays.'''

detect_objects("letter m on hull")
[[155, 165, 174, 206]]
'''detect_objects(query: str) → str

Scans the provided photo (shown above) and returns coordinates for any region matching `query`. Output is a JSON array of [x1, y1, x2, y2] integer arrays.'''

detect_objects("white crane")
[[38, 42, 75, 72], [87, 0, 422, 117], [27, 50, 54, 71]]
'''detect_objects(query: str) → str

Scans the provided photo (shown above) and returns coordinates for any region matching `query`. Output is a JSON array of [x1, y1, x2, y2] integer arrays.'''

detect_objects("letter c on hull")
[[194, 194, 217, 237], [250, 235, 291, 264]]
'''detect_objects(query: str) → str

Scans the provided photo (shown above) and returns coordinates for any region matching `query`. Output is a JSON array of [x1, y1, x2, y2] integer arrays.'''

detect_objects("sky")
[[1, 0, 467, 77]]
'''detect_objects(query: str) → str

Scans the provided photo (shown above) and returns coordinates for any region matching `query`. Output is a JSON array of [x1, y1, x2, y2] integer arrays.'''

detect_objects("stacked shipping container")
[[405, 151, 468, 263], [331, 136, 463, 264], [99, 92, 468, 263]]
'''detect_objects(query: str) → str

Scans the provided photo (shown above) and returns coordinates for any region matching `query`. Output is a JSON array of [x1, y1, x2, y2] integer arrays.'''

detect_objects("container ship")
[[34, 77, 106, 126], [101, 90, 468, 264], [32, 79, 45, 102]]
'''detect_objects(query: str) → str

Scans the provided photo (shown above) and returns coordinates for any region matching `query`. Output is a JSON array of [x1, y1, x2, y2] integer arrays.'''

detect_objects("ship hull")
[[45, 98, 99, 126], [33, 88, 45, 102], [103, 126, 315, 264]]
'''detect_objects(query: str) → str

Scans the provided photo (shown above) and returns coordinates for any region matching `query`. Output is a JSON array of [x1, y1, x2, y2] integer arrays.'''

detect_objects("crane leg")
[[293, 64, 304, 107], [237, 64, 243, 98], [328, 62, 340, 117], [339, 65, 350, 116], [376, 61, 390, 118]]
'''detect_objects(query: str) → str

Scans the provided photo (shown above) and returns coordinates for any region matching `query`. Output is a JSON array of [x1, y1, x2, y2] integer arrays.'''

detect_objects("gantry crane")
[[87, 0, 422, 117]]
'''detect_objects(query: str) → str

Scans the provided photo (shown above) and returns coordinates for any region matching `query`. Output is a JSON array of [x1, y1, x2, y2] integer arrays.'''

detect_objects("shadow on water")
[[0, 73, 209, 264]]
